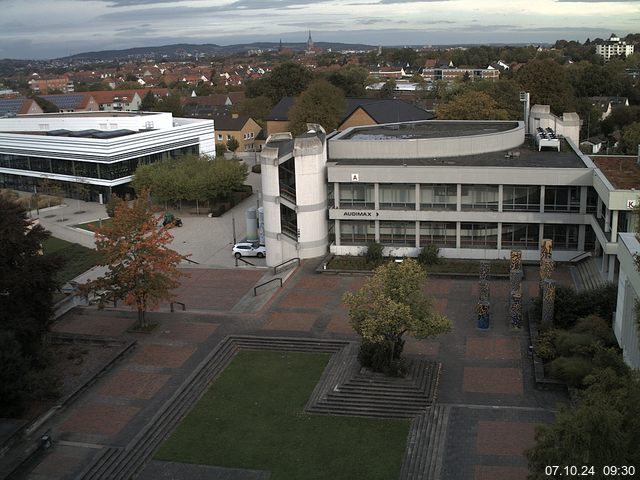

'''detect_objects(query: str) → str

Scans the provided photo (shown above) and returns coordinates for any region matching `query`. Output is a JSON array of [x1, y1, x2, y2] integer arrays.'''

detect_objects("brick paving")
[[59, 403, 140, 437], [463, 367, 524, 395], [97, 370, 171, 399], [24, 262, 577, 479]]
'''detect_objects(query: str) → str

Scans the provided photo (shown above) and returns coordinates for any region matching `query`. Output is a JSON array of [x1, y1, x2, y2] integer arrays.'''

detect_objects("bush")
[[365, 241, 384, 264], [535, 329, 558, 361], [251, 164, 261, 174], [358, 339, 406, 376], [572, 315, 617, 346], [553, 330, 602, 357], [547, 356, 595, 388], [417, 244, 439, 266]]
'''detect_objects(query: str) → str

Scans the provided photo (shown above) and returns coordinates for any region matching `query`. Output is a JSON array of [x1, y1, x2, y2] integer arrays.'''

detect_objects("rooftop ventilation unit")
[[535, 127, 560, 152]]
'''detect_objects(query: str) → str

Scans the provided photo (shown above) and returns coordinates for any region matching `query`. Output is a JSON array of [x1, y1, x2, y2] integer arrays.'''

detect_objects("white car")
[[232, 242, 266, 258]]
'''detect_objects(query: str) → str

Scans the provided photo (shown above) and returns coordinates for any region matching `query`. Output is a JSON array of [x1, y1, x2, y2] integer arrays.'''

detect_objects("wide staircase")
[[573, 257, 607, 291]]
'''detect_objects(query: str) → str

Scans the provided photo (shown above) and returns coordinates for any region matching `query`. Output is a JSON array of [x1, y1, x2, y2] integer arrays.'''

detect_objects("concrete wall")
[[614, 233, 640, 369], [330, 121, 524, 159]]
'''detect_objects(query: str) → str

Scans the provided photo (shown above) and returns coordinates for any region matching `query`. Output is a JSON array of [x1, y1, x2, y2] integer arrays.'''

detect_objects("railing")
[[182, 257, 200, 265], [273, 257, 300, 275], [568, 251, 592, 263], [170, 301, 186, 312], [235, 256, 255, 267], [279, 183, 296, 203], [281, 222, 298, 240], [254, 278, 283, 296]]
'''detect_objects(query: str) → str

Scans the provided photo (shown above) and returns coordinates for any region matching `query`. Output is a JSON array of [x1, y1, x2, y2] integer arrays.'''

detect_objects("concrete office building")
[[0, 111, 215, 201]]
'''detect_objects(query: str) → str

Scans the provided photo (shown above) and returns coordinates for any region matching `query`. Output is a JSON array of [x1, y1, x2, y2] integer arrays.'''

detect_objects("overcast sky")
[[0, 0, 638, 59]]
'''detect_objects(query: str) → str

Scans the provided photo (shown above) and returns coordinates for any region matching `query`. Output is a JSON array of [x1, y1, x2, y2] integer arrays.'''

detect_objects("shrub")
[[365, 241, 384, 264], [547, 356, 595, 387], [572, 315, 617, 346], [536, 283, 618, 329], [535, 329, 559, 361], [251, 164, 261, 173], [358, 339, 406, 376], [553, 330, 602, 357], [417, 244, 440, 266]]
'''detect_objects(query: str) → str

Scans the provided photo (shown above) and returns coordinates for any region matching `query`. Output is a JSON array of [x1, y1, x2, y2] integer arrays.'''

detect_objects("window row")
[[0, 146, 199, 181], [337, 183, 587, 213], [339, 220, 581, 250]]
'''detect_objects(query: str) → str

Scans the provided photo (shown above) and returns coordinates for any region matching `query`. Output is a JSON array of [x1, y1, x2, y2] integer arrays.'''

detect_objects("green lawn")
[[73, 218, 112, 232], [155, 350, 410, 480], [42, 237, 101, 283]]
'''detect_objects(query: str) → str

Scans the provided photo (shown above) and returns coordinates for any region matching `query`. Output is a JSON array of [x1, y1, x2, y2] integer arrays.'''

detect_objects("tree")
[[288, 79, 345, 135], [140, 90, 157, 111], [264, 62, 314, 104], [516, 58, 576, 115], [327, 65, 369, 97], [226, 136, 240, 153], [343, 259, 452, 373], [620, 122, 640, 155], [378, 78, 397, 98], [0, 195, 61, 415], [235, 95, 273, 127], [155, 92, 183, 116], [526, 368, 640, 478], [83, 190, 186, 328], [437, 90, 509, 120]]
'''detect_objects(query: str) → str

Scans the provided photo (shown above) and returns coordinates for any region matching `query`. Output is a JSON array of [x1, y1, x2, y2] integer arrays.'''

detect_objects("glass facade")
[[502, 185, 541, 211], [420, 184, 457, 210], [379, 184, 415, 209], [544, 186, 580, 212], [420, 221, 456, 248], [543, 224, 579, 250], [340, 220, 375, 245], [460, 222, 498, 248], [461, 185, 499, 211], [379, 221, 415, 246], [0, 145, 199, 182], [501, 223, 540, 248], [339, 183, 375, 209]]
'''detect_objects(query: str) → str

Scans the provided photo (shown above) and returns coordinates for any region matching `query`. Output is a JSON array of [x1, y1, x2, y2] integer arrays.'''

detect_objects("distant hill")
[[59, 42, 377, 61]]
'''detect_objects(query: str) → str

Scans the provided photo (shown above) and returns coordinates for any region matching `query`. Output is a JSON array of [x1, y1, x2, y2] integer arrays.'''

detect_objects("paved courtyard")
[[16, 258, 572, 480]]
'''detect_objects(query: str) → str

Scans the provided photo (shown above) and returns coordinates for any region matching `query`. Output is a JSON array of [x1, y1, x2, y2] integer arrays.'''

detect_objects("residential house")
[[29, 76, 74, 94], [0, 97, 44, 116], [215, 114, 262, 152], [596, 34, 634, 61], [589, 96, 630, 120], [38, 93, 99, 113]]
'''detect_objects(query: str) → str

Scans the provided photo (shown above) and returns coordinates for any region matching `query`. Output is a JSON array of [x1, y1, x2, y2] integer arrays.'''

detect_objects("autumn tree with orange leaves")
[[84, 190, 186, 328]]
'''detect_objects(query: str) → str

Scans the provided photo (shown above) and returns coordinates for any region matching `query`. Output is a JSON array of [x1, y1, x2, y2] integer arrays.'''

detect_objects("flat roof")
[[329, 137, 586, 169], [592, 155, 640, 190], [340, 121, 519, 140], [15, 111, 158, 118]]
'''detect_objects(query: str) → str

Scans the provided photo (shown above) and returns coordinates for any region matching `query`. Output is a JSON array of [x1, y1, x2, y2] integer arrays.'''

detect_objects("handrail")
[[254, 277, 283, 296], [235, 256, 255, 267], [170, 301, 186, 312], [183, 257, 200, 265], [568, 251, 592, 263], [273, 257, 300, 275]]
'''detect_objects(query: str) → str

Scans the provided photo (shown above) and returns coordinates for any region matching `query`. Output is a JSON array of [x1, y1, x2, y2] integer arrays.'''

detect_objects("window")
[[420, 222, 456, 248], [544, 186, 580, 212], [501, 224, 539, 249], [226, 135, 232, 141], [502, 185, 540, 211], [217, 134, 223, 140], [460, 223, 498, 248], [586, 187, 598, 214], [543, 224, 579, 250], [339, 184, 375, 209], [461, 185, 499, 211], [379, 184, 415, 209], [420, 184, 457, 210], [380, 221, 415, 246], [340, 221, 375, 245]]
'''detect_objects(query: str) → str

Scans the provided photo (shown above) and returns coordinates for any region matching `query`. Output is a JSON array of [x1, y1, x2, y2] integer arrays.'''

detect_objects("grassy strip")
[[155, 350, 409, 480], [328, 255, 510, 275], [42, 237, 101, 284], [73, 218, 112, 232]]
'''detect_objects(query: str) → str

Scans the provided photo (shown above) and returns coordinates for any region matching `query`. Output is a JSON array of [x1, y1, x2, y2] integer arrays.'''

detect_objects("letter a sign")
[[351, 173, 359, 182]]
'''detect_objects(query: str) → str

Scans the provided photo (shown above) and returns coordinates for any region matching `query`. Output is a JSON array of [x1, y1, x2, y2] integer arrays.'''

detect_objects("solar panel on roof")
[[0, 98, 27, 115], [69, 129, 101, 137], [47, 129, 72, 136], [91, 129, 135, 139], [41, 94, 85, 109]]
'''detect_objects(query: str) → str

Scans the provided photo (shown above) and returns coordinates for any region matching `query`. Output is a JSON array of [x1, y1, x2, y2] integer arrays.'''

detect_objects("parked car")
[[232, 242, 266, 258]]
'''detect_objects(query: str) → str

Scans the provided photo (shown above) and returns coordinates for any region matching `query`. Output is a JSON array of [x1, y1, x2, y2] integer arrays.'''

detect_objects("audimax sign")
[[342, 210, 379, 217]]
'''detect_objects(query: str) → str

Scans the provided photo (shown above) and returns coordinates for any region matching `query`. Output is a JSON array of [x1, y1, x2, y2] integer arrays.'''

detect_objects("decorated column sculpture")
[[541, 279, 556, 325], [509, 250, 523, 329], [477, 261, 491, 329]]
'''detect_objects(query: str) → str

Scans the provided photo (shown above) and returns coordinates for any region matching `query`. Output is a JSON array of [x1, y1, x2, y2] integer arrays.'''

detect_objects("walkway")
[[16, 261, 571, 480]]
